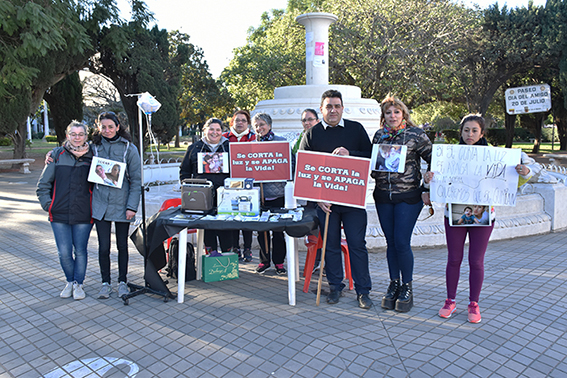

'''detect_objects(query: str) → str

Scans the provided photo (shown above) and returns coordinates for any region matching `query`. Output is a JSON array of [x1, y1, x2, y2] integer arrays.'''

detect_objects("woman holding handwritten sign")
[[426, 114, 537, 323], [372, 96, 432, 313]]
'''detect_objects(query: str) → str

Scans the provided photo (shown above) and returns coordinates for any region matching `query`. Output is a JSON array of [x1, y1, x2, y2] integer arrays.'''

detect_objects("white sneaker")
[[98, 282, 112, 299], [118, 282, 129, 298], [60, 282, 73, 298], [73, 282, 86, 300]]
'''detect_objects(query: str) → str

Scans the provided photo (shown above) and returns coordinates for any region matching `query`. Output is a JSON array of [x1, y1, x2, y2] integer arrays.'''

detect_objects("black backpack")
[[166, 237, 196, 281]]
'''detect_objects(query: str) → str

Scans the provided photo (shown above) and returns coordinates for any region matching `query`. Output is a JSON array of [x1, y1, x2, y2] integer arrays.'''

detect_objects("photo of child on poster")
[[449, 203, 491, 226], [371, 144, 407, 173], [88, 157, 126, 188], [198, 152, 228, 174]]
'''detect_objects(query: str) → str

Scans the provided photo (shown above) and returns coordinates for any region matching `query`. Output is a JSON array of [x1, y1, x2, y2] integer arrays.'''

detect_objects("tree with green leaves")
[[171, 31, 234, 132], [0, 0, 121, 159], [44, 71, 84, 145], [221, 8, 305, 110]]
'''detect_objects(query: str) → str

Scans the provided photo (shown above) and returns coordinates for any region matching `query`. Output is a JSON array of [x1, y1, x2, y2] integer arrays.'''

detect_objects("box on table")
[[217, 187, 260, 216], [202, 253, 239, 282]]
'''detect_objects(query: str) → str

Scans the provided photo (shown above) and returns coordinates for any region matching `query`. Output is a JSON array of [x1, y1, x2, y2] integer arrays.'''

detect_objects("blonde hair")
[[380, 95, 416, 128]]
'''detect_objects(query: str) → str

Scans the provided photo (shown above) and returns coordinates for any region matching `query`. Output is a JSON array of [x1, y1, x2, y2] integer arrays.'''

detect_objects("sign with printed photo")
[[371, 144, 407, 173], [293, 151, 371, 209], [88, 157, 126, 188], [448, 203, 493, 227], [229, 141, 292, 182], [198, 152, 229, 174]]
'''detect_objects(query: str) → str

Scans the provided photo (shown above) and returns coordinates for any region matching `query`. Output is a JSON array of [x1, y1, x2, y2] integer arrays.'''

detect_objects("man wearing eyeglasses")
[[298, 89, 373, 309]]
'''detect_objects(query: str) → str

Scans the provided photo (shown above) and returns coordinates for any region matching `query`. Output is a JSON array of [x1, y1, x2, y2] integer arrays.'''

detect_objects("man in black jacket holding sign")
[[299, 89, 373, 309]]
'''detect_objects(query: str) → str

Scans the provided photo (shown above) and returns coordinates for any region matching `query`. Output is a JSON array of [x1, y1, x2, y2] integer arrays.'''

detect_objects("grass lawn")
[[509, 142, 563, 155]]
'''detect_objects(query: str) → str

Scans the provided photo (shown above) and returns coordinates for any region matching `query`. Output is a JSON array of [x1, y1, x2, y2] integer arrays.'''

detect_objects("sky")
[[117, 0, 547, 78]]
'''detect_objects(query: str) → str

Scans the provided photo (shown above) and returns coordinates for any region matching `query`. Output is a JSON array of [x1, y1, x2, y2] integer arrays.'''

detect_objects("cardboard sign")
[[293, 151, 371, 209], [197, 152, 229, 174], [371, 144, 408, 173], [229, 141, 291, 182], [88, 157, 126, 188], [448, 203, 493, 227], [430, 145, 521, 206]]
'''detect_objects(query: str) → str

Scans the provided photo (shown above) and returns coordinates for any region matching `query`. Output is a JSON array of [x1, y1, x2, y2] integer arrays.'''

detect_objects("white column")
[[42, 100, 49, 140], [295, 13, 338, 86], [26, 117, 32, 141]]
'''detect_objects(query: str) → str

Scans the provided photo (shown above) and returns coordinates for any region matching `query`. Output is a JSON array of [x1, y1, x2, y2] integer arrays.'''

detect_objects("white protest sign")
[[505, 84, 551, 115], [430, 145, 521, 206]]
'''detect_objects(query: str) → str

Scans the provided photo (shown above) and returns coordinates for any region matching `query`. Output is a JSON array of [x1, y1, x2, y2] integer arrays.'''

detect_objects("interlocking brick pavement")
[[1, 169, 566, 377]]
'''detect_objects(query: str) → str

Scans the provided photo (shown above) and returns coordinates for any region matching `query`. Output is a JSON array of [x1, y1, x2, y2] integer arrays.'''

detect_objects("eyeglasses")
[[301, 117, 317, 123], [69, 133, 86, 138]]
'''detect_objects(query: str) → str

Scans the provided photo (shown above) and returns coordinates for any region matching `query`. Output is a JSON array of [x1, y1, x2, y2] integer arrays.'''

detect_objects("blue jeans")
[[375, 200, 423, 284], [51, 222, 93, 284], [317, 205, 371, 295]]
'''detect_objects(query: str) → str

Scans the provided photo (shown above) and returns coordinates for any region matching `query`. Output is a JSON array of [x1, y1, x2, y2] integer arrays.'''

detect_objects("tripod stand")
[[122, 93, 175, 305]]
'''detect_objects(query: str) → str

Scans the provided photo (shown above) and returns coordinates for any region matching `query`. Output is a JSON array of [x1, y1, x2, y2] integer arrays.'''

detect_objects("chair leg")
[[303, 245, 317, 293], [342, 242, 354, 291]]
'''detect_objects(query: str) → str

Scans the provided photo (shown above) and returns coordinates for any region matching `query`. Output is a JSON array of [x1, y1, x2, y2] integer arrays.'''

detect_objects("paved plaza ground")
[[1, 167, 566, 378]]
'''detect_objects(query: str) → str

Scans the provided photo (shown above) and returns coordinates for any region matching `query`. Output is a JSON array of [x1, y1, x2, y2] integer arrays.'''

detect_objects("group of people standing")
[[38, 90, 536, 323], [37, 112, 141, 300], [299, 89, 536, 323], [179, 110, 291, 275]]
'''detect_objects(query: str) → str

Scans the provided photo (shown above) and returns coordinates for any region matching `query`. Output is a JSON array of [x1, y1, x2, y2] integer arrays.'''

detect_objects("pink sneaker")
[[438, 299, 456, 318], [468, 301, 481, 323]]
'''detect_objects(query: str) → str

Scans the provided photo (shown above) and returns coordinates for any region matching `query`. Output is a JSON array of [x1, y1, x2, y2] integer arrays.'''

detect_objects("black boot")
[[381, 279, 400, 310], [395, 281, 413, 312]]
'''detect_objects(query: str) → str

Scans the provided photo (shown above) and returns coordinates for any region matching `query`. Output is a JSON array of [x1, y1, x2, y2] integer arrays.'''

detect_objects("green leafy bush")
[[513, 128, 534, 142], [442, 129, 460, 144], [485, 129, 506, 146], [0, 137, 13, 146], [45, 136, 58, 142], [542, 126, 559, 142]]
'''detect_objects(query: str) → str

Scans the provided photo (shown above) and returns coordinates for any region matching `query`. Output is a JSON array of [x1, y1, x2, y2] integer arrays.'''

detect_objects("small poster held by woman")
[[198, 152, 228, 174], [448, 203, 492, 226], [88, 157, 126, 188], [371, 144, 407, 173]]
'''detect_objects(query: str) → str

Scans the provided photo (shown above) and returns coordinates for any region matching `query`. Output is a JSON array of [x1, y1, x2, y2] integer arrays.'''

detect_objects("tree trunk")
[[530, 113, 544, 154], [10, 121, 28, 162], [504, 113, 516, 148]]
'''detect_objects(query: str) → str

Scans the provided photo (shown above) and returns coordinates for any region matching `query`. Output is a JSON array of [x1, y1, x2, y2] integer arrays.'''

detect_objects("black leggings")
[[95, 220, 130, 284]]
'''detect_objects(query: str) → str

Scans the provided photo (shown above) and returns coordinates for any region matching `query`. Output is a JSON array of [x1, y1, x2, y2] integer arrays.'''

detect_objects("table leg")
[[195, 229, 205, 281], [178, 228, 188, 303], [285, 234, 296, 306]]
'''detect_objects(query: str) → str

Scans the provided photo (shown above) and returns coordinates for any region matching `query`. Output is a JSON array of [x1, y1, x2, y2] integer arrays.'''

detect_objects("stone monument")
[[252, 12, 382, 137]]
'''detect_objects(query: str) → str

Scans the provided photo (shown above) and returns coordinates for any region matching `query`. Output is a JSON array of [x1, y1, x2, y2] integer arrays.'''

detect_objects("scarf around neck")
[[230, 126, 250, 141], [258, 130, 275, 142], [381, 119, 407, 141]]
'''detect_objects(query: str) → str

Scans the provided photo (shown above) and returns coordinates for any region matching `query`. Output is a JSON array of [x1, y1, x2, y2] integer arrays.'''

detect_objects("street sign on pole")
[[505, 84, 551, 115]]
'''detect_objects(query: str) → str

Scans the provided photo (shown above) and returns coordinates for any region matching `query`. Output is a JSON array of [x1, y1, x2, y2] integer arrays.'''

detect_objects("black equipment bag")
[[166, 237, 196, 282]]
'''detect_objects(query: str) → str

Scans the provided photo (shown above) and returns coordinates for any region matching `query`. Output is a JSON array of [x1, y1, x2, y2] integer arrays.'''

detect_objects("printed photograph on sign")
[[88, 157, 126, 188], [448, 203, 492, 227], [198, 152, 228, 174], [371, 144, 407, 173]]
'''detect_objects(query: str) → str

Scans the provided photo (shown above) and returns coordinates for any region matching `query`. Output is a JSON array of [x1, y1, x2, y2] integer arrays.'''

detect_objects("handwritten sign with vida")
[[430, 145, 521, 206]]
